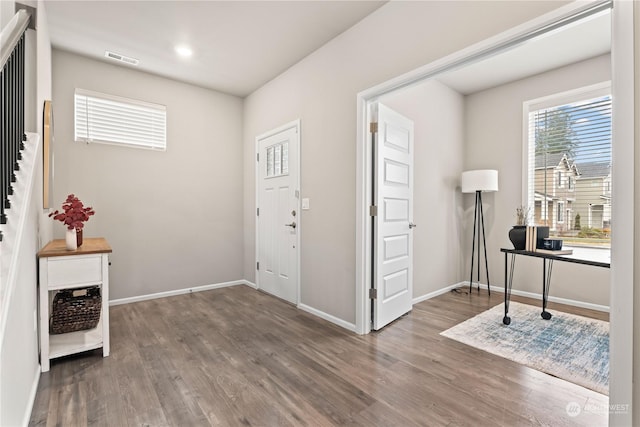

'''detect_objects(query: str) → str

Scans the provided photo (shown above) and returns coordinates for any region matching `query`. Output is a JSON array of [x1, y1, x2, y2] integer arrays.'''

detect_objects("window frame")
[[265, 141, 290, 178], [74, 88, 167, 151], [522, 81, 611, 247]]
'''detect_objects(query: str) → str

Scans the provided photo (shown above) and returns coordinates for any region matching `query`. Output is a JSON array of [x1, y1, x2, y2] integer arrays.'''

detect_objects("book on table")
[[535, 248, 573, 255], [524, 226, 550, 251]]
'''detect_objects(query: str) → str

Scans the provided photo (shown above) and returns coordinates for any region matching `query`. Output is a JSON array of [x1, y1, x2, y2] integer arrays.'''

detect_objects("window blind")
[[527, 91, 611, 248], [75, 89, 166, 150]]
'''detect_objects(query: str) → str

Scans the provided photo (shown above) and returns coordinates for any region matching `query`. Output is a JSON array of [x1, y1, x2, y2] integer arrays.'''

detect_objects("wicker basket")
[[50, 286, 102, 334]]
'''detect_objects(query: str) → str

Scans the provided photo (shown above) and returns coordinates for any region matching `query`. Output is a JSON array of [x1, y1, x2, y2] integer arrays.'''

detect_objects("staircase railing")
[[0, 9, 31, 242]]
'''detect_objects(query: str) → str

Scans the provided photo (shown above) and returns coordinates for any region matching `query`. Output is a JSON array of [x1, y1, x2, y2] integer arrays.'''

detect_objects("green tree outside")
[[534, 108, 578, 157]]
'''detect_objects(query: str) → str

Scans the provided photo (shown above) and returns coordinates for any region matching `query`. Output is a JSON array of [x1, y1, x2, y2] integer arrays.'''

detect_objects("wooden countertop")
[[38, 237, 112, 258]]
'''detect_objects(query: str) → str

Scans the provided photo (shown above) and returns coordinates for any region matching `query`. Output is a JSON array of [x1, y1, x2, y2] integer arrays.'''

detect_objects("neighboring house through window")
[[524, 82, 611, 248]]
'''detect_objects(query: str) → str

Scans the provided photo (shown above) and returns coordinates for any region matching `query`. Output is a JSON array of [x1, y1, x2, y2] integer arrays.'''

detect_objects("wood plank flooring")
[[29, 285, 609, 426]]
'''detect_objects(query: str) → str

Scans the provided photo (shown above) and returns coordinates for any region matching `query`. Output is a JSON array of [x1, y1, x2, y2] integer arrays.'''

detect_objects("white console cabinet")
[[37, 238, 112, 372]]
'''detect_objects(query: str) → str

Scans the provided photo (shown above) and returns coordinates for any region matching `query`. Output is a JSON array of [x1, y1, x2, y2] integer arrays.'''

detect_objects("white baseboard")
[[412, 282, 467, 304], [413, 280, 609, 313], [457, 281, 610, 313], [297, 303, 358, 333], [244, 281, 258, 289], [109, 280, 251, 306], [22, 365, 40, 427]]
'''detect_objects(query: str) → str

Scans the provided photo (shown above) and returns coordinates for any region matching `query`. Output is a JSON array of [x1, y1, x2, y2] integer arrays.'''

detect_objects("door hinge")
[[370, 122, 378, 133], [257, 207, 259, 216], [369, 205, 378, 217], [257, 262, 259, 270], [369, 288, 377, 299], [256, 153, 259, 162]]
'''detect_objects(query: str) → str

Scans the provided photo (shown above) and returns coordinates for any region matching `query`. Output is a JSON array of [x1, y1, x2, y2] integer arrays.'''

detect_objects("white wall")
[[52, 50, 244, 300], [382, 80, 466, 298], [243, 1, 567, 324], [0, 0, 15, 29], [465, 54, 611, 306]]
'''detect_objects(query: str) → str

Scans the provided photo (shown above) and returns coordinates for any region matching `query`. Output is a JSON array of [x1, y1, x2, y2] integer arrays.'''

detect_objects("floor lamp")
[[461, 170, 498, 294]]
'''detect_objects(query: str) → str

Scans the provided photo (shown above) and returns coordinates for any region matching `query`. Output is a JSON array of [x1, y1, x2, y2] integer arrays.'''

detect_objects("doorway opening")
[[356, 1, 633, 420]]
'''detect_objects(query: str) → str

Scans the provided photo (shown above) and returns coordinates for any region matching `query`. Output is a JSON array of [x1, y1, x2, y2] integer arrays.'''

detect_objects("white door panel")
[[373, 104, 414, 330], [258, 125, 299, 304]]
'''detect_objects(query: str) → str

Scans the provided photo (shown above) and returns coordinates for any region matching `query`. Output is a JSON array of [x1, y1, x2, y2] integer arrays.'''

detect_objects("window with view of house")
[[525, 83, 612, 248]]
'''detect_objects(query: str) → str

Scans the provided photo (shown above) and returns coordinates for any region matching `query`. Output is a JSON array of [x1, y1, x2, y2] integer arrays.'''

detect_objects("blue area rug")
[[440, 302, 609, 395]]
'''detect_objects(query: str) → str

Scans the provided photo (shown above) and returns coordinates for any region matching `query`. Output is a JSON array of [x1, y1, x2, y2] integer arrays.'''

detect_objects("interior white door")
[[372, 103, 414, 330], [257, 124, 299, 304]]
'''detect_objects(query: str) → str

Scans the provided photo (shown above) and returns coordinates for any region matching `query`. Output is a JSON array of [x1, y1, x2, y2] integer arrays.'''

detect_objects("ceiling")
[[436, 10, 611, 95], [44, 2, 611, 99], [44, 0, 386, 97]]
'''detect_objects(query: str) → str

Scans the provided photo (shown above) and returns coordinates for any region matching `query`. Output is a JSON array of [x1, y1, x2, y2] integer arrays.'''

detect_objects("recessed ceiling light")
[[175, 45, 193, 58]]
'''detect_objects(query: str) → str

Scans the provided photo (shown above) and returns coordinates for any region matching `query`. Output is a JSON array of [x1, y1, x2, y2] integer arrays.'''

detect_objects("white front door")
[[372, 103, 414, 330], [257, 122, 299, 304]]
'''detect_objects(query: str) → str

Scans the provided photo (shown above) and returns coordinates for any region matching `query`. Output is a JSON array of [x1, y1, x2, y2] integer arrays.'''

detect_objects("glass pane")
[[275, 144, 282, 176], [282, 142, 289, 175], [267, 147, 274, 177]]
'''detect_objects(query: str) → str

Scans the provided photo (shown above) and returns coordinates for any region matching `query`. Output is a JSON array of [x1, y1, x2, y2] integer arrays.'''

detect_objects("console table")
[[500, 248, 610, 325], [37, 238, 112, 372]]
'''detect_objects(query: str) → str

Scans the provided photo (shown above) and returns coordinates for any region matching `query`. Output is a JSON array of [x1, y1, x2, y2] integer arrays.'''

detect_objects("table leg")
[[541, 259, 553, 320], [503, 252, 515, 325]]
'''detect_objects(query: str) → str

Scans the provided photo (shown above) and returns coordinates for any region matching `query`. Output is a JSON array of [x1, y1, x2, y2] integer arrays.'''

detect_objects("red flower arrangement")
[[49, 194, 95, 230]]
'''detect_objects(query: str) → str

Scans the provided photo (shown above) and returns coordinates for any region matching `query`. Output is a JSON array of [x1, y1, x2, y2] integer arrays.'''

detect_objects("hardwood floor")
[[29, 285, 608, 426]]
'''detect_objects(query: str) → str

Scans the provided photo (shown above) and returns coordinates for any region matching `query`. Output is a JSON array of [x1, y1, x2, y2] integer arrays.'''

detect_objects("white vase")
[[65, 228, 77, 250]]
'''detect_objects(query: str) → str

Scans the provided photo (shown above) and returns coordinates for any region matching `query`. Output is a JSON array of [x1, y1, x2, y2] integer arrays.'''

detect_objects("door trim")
[[356, 2, 612, 336], [355, 1, 633, 423], [255, 119, 301, 305]]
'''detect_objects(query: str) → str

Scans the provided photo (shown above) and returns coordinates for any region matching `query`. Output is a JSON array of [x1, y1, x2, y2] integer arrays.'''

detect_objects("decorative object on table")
[[49, 194, 95, 250], [65, 228, 78, 251], [440, 301, 609, 395], [523, 225, 550, 251], [543, 238, 563, 251], [49, 286, 102, 334], [534, 226, 549, 249], [508, 226, 526, 250], [461, 169, 499, 294], [515, 204, 530, 226], [508, 205, 530, 250]]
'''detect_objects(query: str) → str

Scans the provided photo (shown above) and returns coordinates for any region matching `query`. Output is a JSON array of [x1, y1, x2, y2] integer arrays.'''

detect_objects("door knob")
[[409, 222, 417, 229], [285, 221, 297, 229]]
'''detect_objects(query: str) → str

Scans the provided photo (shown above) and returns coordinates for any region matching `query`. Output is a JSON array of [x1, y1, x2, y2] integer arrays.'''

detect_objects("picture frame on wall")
[[43, 100, 53, 209]]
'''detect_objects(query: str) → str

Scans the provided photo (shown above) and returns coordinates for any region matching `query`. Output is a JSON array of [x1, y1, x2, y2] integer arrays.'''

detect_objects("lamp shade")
[[461, 169, 499, 193]]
